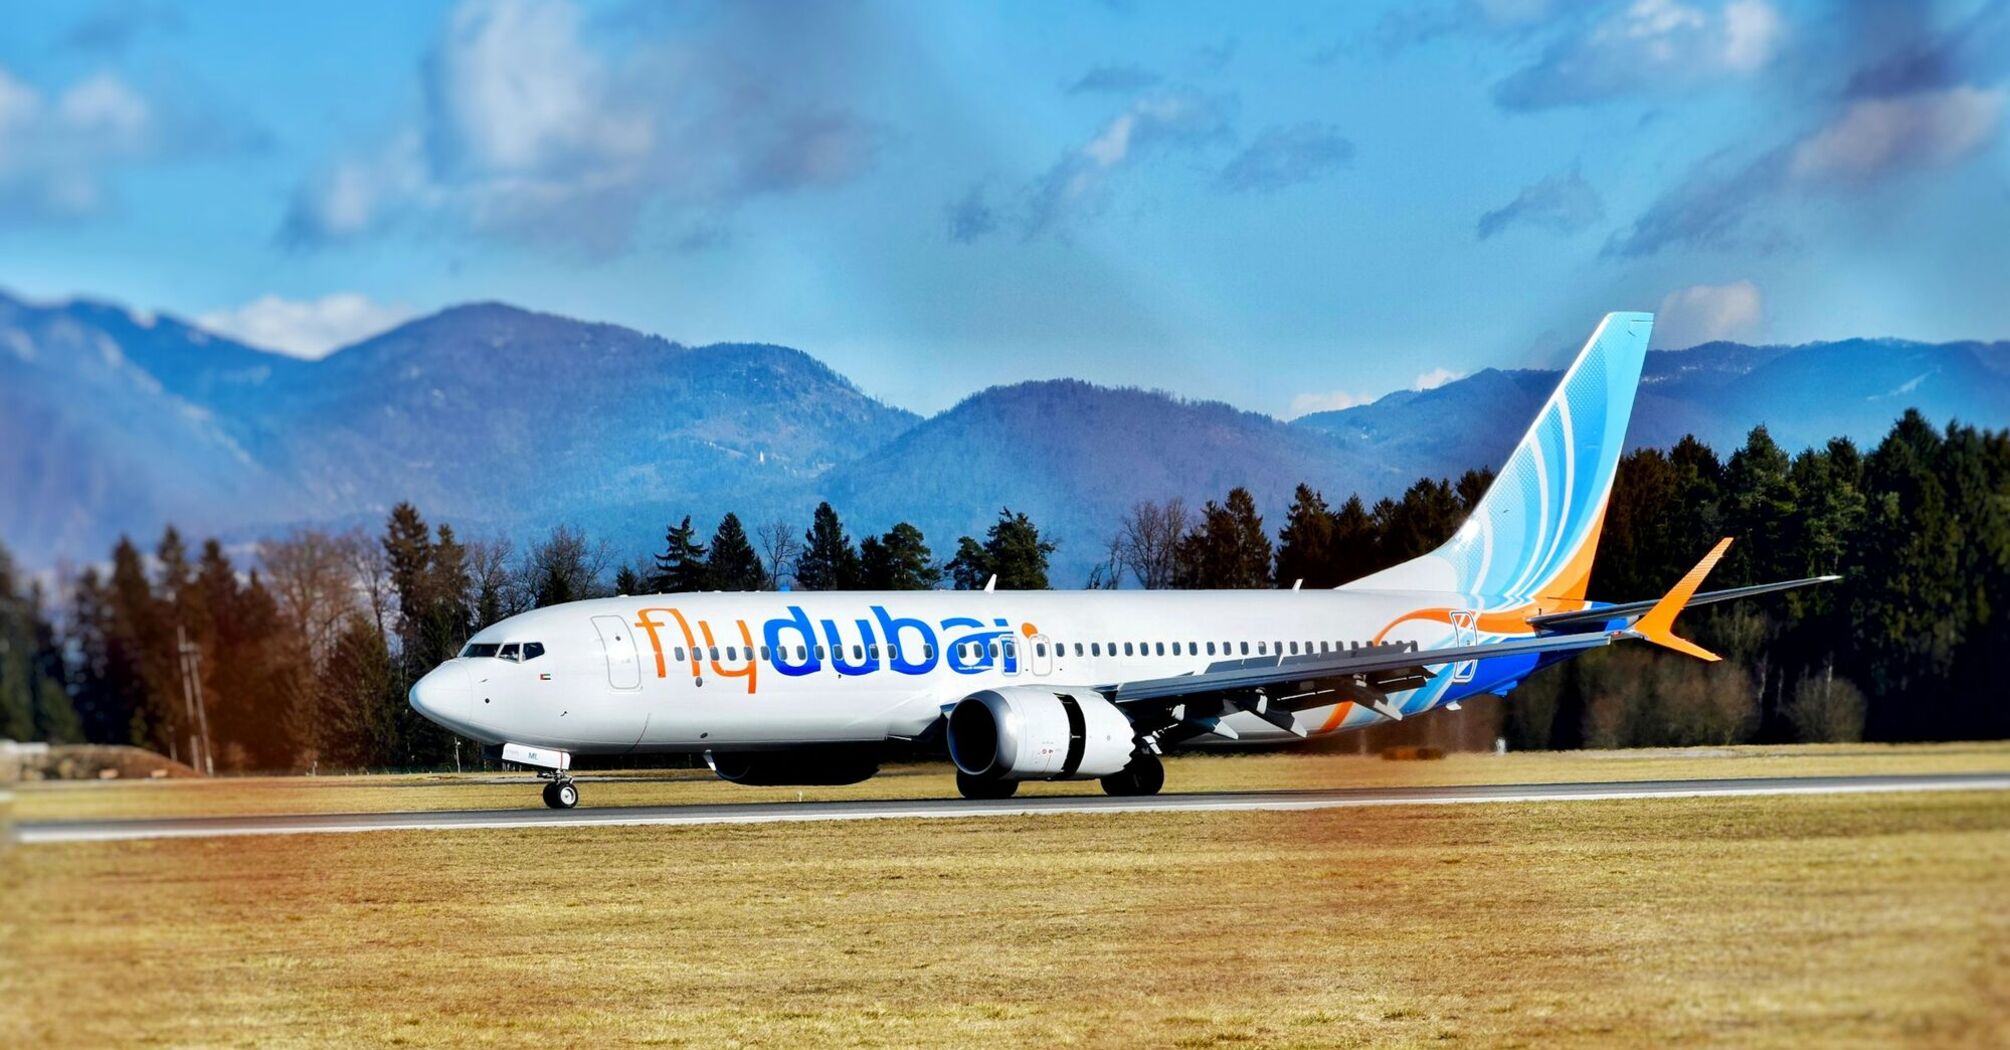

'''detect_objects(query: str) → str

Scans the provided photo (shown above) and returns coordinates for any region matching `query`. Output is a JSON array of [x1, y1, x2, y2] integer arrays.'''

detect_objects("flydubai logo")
[[633, 605, 1037, 694]]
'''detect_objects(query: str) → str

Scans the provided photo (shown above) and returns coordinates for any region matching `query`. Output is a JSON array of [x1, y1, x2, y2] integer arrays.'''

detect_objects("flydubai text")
[[633, 605, 1036, 693]]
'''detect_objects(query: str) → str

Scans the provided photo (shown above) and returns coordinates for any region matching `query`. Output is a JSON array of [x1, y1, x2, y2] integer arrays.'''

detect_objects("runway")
[[13, 771, 2009, 844]]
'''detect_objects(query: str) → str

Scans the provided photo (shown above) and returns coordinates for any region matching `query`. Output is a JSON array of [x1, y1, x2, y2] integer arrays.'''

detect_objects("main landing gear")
[[952, 752, 1166, 800], [1099, 752, 1165, 797], [539, 774, 579, 809]]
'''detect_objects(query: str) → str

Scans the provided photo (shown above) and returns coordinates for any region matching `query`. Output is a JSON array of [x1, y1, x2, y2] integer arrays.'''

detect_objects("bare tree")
[[1119, 497, 1189, 589], [259, 529, 361, 669], [463, 535, 519, 627], [516, 524, 613, 607], [340, 526, 395, 642], [756, 520, 801, 591], [1086, 532, 1125, 589]]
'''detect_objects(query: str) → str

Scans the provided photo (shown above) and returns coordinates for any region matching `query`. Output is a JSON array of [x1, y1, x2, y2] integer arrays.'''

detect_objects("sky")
[[1, 0, 2006, 417]]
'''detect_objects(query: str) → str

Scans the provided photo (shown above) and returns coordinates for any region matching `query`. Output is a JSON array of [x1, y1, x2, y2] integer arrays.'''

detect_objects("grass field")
[[3, 747, 2008, 1047], [10, 742, 2010, 823]]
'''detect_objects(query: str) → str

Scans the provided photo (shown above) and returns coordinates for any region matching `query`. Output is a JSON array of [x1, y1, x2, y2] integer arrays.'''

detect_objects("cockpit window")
[[461, 643, 500, 658], [522, 642, 545, 662], [497, 644, 521, 662]]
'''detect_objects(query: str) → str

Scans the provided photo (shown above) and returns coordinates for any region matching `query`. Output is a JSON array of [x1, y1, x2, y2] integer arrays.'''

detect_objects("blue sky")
[[2, 0, 2005, 416]]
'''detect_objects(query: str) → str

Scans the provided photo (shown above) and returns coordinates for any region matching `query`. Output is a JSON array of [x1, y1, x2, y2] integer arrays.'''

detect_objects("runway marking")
[[13, 772, 2009, 845]]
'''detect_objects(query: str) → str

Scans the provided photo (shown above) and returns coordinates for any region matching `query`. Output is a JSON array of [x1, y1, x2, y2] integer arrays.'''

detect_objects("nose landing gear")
[[500, 743, 578, 810], [539, 775, 579, 809]]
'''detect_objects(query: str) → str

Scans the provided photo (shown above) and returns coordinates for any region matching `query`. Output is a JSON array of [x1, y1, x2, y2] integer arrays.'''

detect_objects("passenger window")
[[1075, 643, 1084, 656], [1036, 643, 1047, 657], [1240, 641, 1250, 655], [709, 647, 720, 660], [1206, 642, 1215, 655], [854, 645, 864, 660], [726, 647, 738, 660], [925, 644, 935, 659], [1124, 642, 1134, 656], [760, 646, 770, 660], [797, 646, 808, 660], [674, 647, 685, 662], [1153, 642, 1163, 656], [1289, 642, 1299, 655]]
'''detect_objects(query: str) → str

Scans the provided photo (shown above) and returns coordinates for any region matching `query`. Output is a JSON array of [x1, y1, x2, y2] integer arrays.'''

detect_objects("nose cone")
[[409, 662, 473, 730]]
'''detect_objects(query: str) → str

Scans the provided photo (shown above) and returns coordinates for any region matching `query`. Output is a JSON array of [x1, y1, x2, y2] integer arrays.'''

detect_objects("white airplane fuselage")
[[410, 586, 1540, 755]]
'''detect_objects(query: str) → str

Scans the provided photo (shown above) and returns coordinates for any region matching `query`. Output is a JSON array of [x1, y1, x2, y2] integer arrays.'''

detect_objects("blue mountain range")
[[4, 289, 2006, 583]]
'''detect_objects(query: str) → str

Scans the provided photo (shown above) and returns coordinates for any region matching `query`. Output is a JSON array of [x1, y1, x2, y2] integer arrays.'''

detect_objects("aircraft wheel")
[[1101, 753, 1164, 797], [956, 771, 1018, 800], [544, 779, 579, 809]]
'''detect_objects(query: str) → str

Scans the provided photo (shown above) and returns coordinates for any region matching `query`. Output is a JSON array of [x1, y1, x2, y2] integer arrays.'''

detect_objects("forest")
[[1, 409, 2004, 770]]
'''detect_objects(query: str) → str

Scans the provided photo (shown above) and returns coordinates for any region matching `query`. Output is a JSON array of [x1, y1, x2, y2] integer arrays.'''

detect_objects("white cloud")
[[1414, 367, 1464, 390], [0, 65, 156, 221], [1495, 0, 1785, 109], [1020, 89, 1234, 238], [1719, 0, 1786, 73], [286, 0, 884, 255], [1289, 389, 1374, 418], [1655, 280, 1763, 348], [197, 293, 416, 359], [428, 0, 649, 176], [1790, 87, 2005, 183]]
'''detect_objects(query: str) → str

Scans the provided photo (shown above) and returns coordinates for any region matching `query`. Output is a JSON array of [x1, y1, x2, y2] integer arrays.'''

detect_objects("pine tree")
[[382, 502, 434, 665], [796, 503, 862, 590], [651, 516, 711, 592], [949, 509, 1055, 590], [1329, 495, 1381, 584], [705, 513, 767, 592], [1176, 488, 1271, 588], [861, 523, 941, 590], [1274, 484, 1336, 588]]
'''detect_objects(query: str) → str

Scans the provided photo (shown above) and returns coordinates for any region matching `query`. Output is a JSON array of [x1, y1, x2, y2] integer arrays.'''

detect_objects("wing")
[[1097, 540, 1837, 749], [1103, 631, 1614, 744]]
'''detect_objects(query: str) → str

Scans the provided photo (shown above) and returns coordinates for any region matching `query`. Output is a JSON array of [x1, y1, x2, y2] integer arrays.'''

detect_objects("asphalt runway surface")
[[12, 772, 2009, 844]]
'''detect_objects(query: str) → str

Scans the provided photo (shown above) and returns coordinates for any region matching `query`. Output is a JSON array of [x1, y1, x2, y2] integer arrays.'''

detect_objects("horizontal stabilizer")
[[1526, 574, 1841, 631], [1628, 538, 1733, 662]]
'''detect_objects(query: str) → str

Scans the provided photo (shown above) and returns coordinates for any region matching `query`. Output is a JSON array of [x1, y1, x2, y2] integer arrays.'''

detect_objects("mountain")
[[235, 302, 919, 534], [1294, 339, 2010, 484], [822, 380, 1370, 580], [0, 294, 301, 566], [3, 286, 2006, 584], [0, 292, 916, 567]]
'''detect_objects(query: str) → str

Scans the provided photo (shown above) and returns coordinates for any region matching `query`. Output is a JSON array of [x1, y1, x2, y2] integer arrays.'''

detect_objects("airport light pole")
[[175, 625, 215, 776]]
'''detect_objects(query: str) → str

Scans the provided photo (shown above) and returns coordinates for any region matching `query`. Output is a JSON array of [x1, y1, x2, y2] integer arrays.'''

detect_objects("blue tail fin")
[[1343, 312, 1653, 605]]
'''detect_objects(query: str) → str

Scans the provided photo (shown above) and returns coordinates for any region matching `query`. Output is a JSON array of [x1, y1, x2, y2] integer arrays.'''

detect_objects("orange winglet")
[[1628, 537, 1733, 662]]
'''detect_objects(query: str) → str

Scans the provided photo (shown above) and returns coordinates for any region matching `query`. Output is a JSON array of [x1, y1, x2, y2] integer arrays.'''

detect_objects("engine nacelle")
[[706, 749, 880, 786], [947, 686, 1136, 780]]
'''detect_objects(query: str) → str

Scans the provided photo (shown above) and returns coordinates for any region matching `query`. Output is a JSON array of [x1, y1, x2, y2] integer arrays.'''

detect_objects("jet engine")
[[706, 748, 881, 786], [947, 686, 1136, 780]]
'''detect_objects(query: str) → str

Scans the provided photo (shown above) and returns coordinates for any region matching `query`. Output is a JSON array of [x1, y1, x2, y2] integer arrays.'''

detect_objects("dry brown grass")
[[5, 782, 2008, 1048], [12, 742, 2010, 823]]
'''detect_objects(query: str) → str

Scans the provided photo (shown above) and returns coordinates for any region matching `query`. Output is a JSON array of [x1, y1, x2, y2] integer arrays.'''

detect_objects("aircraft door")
[[592, 615, 642, 690], [1030, 633, 1054, 676], [1449, 609, 1478, 684]]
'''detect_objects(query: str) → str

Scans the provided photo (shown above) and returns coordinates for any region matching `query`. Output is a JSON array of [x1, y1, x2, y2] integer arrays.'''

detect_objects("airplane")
[[409, 312, 1834, 809]]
